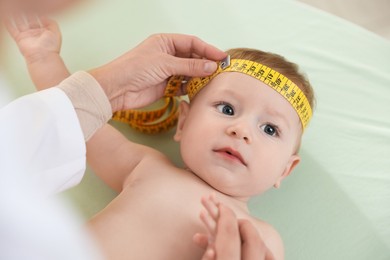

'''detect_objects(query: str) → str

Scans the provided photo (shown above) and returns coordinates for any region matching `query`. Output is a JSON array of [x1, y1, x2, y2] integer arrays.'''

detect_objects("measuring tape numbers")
[[112, 55, 312, 133]]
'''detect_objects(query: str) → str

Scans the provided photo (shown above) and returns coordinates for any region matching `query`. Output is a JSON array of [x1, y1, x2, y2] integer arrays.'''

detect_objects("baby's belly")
[[88, 171, 212, 260]]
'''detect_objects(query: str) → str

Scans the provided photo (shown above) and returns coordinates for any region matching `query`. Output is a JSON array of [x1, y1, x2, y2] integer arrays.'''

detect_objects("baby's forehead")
[[201, 72, 275, 99], [193, 72, 302, 125]]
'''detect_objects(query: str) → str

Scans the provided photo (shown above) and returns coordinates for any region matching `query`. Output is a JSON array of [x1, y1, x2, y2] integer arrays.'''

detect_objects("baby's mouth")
[[213, 148, 247, 166]]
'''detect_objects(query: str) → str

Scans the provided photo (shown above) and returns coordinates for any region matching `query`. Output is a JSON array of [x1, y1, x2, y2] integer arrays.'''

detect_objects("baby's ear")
[[174, 101, 190, 142], [273, 155, 300, 188]]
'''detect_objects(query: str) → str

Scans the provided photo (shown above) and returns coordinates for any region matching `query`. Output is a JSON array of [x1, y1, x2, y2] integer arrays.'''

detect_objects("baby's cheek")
[[180, 137, 206, 174], [247, 165, 279, 194], [180, 146, 197, 170]]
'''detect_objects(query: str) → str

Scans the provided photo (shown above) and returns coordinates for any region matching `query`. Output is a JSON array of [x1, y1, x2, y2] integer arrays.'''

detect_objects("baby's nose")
[[227, 125, 251, 144]]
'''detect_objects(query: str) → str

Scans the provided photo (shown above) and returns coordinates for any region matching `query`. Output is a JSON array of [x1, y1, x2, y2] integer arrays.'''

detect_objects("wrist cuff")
[[57, 71, 112, 141]]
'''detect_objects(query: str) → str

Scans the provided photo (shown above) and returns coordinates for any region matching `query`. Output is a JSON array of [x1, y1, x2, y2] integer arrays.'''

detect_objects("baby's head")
[[174, 48, 315, 198]]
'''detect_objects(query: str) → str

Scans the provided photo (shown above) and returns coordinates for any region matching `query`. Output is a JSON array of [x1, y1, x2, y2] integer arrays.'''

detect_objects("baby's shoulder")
[[250, 217, 284, 260], [121, 146, 176, 183], [137, 145, 173, 166], [131, 145, 182, 176]]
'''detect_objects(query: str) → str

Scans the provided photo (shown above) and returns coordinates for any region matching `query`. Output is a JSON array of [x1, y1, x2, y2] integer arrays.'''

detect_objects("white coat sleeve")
[[0, 87, 86, 194]]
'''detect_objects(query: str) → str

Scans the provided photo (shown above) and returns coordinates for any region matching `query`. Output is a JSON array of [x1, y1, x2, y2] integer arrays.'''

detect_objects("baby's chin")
[[186, 165, 265, 199]]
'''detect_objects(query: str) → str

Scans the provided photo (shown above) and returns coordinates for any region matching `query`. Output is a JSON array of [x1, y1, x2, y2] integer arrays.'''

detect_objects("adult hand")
[[89, 34, 226, 112], [194, 195, 274, 260]]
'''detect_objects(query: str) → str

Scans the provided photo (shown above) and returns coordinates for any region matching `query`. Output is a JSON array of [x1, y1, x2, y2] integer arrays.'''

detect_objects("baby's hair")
[[225, 48, 315, 109]]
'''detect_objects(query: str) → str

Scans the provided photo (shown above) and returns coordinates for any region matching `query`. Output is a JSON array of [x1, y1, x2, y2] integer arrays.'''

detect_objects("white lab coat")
[[0, 78, 101, 259], [0, 87, 86, 194]]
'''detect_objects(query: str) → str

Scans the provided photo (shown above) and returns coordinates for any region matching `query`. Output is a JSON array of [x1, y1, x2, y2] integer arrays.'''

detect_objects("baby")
[[9, 16, 314, 260]]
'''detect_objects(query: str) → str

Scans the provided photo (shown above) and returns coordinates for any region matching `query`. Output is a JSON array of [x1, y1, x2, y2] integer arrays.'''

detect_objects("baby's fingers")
[[40, 17, 57, 28], [200, 209, 217, 236], [201, 194, 219, 220], [40, 17, 61, 35], [11, 13, 29, 32], [25, 13, 41, 29], [3, 17, 19, 40], [4, 12, 41, 39]]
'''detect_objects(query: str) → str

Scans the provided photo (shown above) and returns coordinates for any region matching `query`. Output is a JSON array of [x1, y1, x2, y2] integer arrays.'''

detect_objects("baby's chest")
[[124, 167, 214, 214], [111, 170, 214, 258]]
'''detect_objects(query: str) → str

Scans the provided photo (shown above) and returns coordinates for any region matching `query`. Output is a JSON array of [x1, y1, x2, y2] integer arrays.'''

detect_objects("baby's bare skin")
[[88, 151, 275, 260], [8, 12, 301, 259], [86, 72, 302, 260]]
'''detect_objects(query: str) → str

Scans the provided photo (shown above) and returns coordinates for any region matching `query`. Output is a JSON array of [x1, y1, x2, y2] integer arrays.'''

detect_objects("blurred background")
[[299, 0, 390, 40]]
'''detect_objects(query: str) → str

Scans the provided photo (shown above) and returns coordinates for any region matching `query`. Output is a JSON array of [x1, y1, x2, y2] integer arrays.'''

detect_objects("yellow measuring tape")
[[112, 56, 312, 133], [112, 96, 180, 135]]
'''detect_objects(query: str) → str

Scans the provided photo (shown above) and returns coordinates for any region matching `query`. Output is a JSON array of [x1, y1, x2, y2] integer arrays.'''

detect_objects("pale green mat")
[[2, 0, 389, 259]]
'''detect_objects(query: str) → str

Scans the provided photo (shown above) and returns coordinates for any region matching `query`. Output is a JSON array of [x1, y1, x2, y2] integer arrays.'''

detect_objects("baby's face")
[[175, 72, 302, 198]]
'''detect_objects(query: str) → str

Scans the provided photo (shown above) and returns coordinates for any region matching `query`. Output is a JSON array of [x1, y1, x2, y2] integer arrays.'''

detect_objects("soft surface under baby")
[[7, 14, 314, 256], [86, 49, 315, 260]]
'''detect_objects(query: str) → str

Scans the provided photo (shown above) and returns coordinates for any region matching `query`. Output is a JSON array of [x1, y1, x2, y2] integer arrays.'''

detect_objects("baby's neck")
[[185, 167, 250, 213], [219, 193, 250, 214]]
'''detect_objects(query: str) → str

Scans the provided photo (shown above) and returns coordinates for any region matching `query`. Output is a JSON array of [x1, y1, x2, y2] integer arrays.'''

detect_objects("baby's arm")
[[5, 14, 70, 90], [86, 124, 162, 191], [7, 14, 155, 192]]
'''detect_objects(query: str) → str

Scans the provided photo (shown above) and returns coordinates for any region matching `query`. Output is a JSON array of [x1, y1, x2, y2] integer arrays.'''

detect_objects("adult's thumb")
[[239, 219, 275, 260], [169, 57, 218, 77]]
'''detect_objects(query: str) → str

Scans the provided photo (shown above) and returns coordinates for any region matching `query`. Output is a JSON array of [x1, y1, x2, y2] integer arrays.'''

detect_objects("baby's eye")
[[260, 124, 278, 137], [217, 103, 235, 116]]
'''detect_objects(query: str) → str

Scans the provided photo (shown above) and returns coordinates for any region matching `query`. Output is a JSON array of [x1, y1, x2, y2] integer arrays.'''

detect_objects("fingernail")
[[204, 61, 217, 73]]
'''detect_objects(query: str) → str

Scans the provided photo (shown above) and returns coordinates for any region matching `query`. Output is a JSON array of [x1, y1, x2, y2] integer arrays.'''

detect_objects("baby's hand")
[[5, 14, 70, 90], [5, 14, 62, 64], [193, 195, 275, 260], [193, 194, 228, 260], [199, 194, 220, 244]]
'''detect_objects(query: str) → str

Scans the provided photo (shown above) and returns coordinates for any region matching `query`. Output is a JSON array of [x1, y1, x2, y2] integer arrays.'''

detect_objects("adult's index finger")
[[239, 220, 275, 260], [214, 204, 241, 260], [163, 34, 227, 61]]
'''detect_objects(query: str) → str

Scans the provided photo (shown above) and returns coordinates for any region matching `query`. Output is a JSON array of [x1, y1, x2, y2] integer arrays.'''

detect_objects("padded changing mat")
[[2, 0, 389, 259]]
